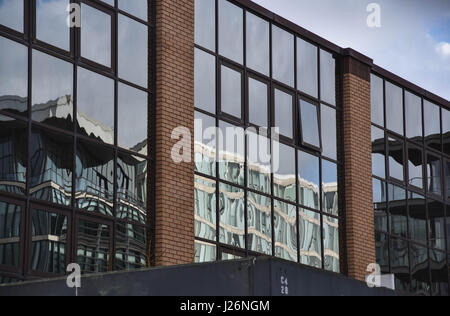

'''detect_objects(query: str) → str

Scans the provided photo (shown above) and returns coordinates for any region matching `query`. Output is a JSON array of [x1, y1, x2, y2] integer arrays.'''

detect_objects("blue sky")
[[253, 0, 450, 101]]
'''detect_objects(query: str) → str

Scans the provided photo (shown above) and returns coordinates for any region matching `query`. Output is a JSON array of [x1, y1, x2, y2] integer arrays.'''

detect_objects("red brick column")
[[154, 0, 195, 266], [341, 49, 376, 281]]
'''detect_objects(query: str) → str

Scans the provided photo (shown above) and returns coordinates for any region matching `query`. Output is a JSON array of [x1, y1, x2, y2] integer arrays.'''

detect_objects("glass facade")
[[0, 0, 152, 283], [371, 73, 449, 296], [194, 0, 341, 272]]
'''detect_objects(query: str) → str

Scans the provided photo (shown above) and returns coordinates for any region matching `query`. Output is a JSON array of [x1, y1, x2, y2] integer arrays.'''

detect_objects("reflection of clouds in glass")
[[298, 150, 319, 188], [32, 49, 73, 106], [194, 0, 215, 51], [118, 0, 147, 21], [118, 14, 148, 88], [0, 0, 23, 32], [0, 36, 27, 98], [272, 25, 294, 87], [36, 0, 70, 50], [118, 83, 147, 153], [219, 0, 243, 64], [81, 4, 111, 67], [274, 89, 293, 138], [320, 49, 336, 105], [246, 12, 270, 76], [194, 48, 216, 113]]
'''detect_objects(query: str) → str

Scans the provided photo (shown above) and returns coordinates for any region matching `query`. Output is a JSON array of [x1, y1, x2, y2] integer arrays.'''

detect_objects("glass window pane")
[[195, 0, 215, 51], [77, 67, 114, 145], [388, 184, 407, 238], [248, 77, 268, 127], [100, 0, 114, 6], [77, 220, 110, 274], [246, 130, 270, 195], [0, 0, 23, 32], [194, 48, 216, 114], [370, 74, 384, 126], [405, 91, 422, 141], [218, 0, 243, 64], [272, 142, 296, 202], [322, 160, 338, 216], [427, 153, 442, 196], [299, 99, 320, 148], [388, 136, 404, 182], [194, 175, 216, 241], [428, 201, 445, 250], [430, 250, 449, 296], [31, 50, 73, 131], [194, 240, 216, 263], [320, 49, 335, 106], [297, 38, 318, 98], [81, 4, 111, 67], [323, 215, 339, 273], [424, 100, 441, 151], [31, 209, 67, 274], [390, 237, 410, 292], [118, 0, 147, 21], [247, 191, 272, 255], [373, 178, 387, 232], [408, 145, 423, 189], [118, 14, 147, 88], [274, 200, 297, 262], [409, 192, 427, 243], [274, 89, 293, 138], [446, 161, 450, 200], [299, 208, 322, 268], [30, 128, 73, 206], [321, 104, 336, 160], [0, 37, 27, 116], [0, 200, 21, 267], [36, 0, 70, 50], [272, 25, 294, 87], [385, 81, 403, 135], [443, 109, 450, 156], [218, 121, 244, 186], [0, 115, 27, 196], [372, 126, 385, 179], [219, 182, 245, 249], [194, 111, 216, 177], [220, 65, 242, 118], [298, 150, 319, 210], [375, 232, 390, 274], [75, 140, 114, 217], [246, 12, 269, 76], [115, 222, 148, 270], [118, 83, 148, 154], [116, 152, 147, 224], [410, 243, 430, 295]]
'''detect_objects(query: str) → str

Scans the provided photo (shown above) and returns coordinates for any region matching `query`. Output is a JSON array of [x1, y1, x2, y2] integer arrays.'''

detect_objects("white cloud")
[[435, 42, 450, 59]]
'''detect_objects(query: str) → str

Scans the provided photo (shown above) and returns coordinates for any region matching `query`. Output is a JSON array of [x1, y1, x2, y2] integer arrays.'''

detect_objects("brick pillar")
[[341, 49, 375, 281], [154, 0, 195, 266]]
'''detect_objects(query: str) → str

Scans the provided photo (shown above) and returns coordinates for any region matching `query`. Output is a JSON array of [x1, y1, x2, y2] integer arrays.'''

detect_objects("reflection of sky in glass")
[[221, 65, 241, 118], [118, 83, 147, 153], [405, 91, 422, 139], [272, 25, 294, 87], [219, 0, 243, 64], [322, 160, 337, 187], [195, 48, 216, 113], [370, 74, 384, 126], [321, 104, 336, 160], [386, 81, 403, 135], [81, 4, 111, 67], [195, 0, 215, 51], [320, 49, 335, 105], [0, 37, 27, 98], [36, 0, 70, 50], [118, 14, 148, 88], [300, 99, 319, 148], [118, 0, 147, 21], [298, 150, 319, 188], [0, 0, 23, 32], [297, 37, 318, 98], [424, 100, 440, 136], [246, 12, 269, 76], [274, 89, 293, 138], [248, 78, 268, 127]]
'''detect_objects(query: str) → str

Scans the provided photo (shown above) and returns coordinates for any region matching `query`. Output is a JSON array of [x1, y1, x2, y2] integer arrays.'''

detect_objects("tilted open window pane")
[[385, 82, 403, 136], [219, 0, 243, 64], [272, 25, 294, 87], [299, 99, 320, 149], [297, 38, 318, 98]]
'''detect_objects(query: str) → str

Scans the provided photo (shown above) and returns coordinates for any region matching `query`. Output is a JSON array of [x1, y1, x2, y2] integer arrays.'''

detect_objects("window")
[[373, 178, 387, 232], [194, 49, 216, 114], [195, 0, 215, 51], [194, 175, 216, 241], [246, 12, 269, 76], [274, 199, 297, 262], [118, 0, 147, 21], [428, 201, 445, 251], [0, 37, 27, 116], [424, 100, 441, 151], [321, 104, 337, 160], [409, 192, 427, 243], [247, 191, 272, 255], [370, 74, 384, 127], [272, 25, 294, 87], [297, 38, 318, 98], [220, 64, 242, 119], [0, 0, 23, 32], [194, 111, 216, 177], [407, 144, 423, 189], [246, 131, 270, 195], [320, 49, 336, 106], [115, 222, 148, 271], [218, 121, 245, 186], [219, 183, 245, 249], [388, 184, 407, 238], [36, 0, 70, 51], [248, 76, 268, 127], [298, 150, 319, 210], [299, 99, 320, 149], [323, 215, 339, 272], [385, 81, 404, 136], [388, 136, 404, 182], [0, 200, 22, 267], [274, 88, 293, 139], [372, 126, 385, 179], [299, 208, 322, 268], [405, 91, 422, 141], [273, 142, 296, 202], [443, 109, 450, 156], [219, 0, 243, 64], [427, 153, 442, 197], [322, 160, 338, 216]]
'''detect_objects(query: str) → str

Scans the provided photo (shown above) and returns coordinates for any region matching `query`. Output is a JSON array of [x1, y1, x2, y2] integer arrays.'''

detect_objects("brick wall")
[[154, 0, 195, 266], [342, 52, 376, 281]]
